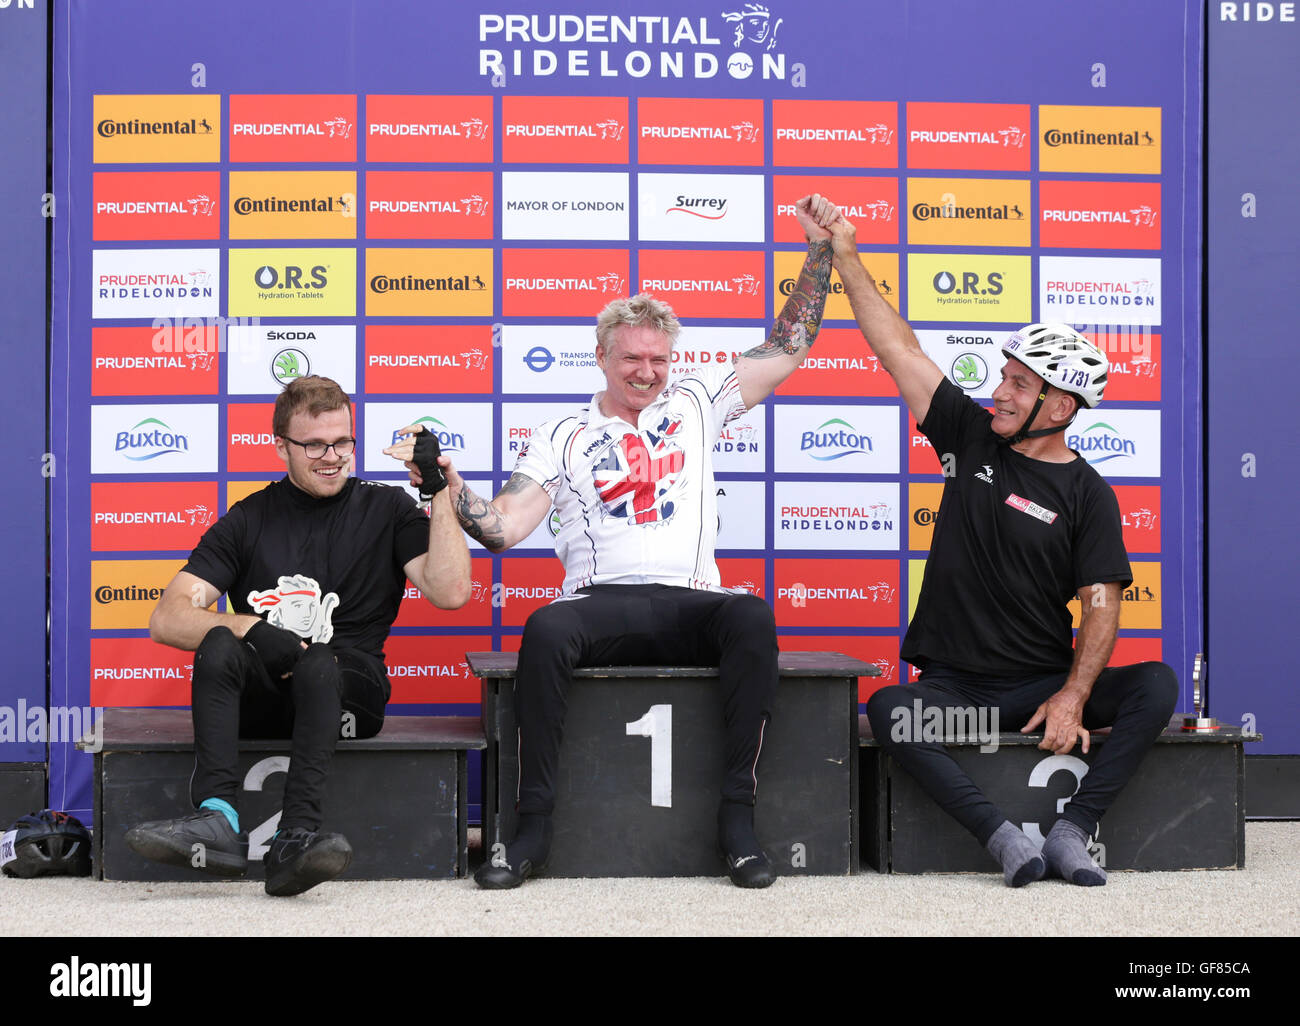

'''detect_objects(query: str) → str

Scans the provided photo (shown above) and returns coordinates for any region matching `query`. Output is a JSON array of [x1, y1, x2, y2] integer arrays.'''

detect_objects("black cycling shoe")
[[263, 827, 353, 896], [474, 852, 546, 889], [721, 848, 775, 889], [125, 809, 249, 877]]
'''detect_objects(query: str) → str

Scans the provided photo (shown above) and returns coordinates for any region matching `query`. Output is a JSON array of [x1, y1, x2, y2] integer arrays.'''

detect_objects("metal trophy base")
[[1183, 714, 1220, 732]]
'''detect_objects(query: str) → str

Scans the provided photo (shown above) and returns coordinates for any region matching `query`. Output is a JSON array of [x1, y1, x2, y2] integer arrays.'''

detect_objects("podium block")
[[471, 651, 876, 878], [86, 709, 483, 881], [860, 715, 1261, 873]]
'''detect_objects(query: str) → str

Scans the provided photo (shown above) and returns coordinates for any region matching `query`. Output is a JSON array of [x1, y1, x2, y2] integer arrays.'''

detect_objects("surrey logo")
[[592, 416, 686, 525], [248, 574, 338, 643]]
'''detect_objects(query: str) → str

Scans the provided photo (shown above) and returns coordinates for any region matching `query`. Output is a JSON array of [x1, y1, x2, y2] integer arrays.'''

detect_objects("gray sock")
[[1043, 819, 1107, 886], [986, 820, 1046, 888]]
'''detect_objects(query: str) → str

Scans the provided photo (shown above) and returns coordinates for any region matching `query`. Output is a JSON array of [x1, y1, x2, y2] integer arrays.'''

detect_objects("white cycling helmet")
[[1002, 322, 1108, 408]]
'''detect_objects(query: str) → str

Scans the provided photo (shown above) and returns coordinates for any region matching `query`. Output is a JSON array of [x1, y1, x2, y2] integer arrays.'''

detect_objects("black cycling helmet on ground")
[[1, 809, 92, 878]]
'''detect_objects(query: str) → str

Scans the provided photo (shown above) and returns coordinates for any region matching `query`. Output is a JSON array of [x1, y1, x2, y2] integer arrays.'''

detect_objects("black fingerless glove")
[[245, 620, 306, 677], [412, 425, 448, 499]]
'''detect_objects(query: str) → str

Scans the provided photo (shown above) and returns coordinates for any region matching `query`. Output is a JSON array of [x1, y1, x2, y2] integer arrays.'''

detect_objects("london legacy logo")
[[592, 415, 686, 525]]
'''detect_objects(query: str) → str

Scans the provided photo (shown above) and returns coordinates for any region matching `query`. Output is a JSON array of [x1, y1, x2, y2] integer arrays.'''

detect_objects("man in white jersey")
[[404, 196, 841, 888]]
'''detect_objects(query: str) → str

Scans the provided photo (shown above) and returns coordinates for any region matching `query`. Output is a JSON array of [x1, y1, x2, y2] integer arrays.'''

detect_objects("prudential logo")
[[115, 418, 190, 461], [799, 418, 873, 461]]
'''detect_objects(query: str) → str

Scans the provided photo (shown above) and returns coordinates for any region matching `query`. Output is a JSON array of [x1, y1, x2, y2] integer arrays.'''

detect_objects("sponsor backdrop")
[[1, 0, 47, 766], [1208, 7, 1298, 754], [50, 0, 1204, 820]]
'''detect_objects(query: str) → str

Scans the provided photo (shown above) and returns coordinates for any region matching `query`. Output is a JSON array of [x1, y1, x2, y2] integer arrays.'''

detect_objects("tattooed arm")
[[733, 194, 838, 410], [451, 469, 552, 553]]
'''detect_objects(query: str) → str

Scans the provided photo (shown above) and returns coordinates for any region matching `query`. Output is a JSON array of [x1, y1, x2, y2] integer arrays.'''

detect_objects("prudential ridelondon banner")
[[50, 0, 1203, 821]]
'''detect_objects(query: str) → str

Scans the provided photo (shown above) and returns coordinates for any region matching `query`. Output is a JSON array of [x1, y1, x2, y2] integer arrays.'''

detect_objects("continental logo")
[[227, 248, 356, 317], [907, 254, 1030, 324], [228, 95, 357, 162], [366, 95, 494, 162], [772, 100, 898, 169], [907, 178, 1030, 247], [774, 250, 897, 319], [909, 482, 944, 551], [93, 95, 220, 163], [1069, 561, 1161, 630], [228, 171, 356, 240], [366, 248, 493, 317], [90, 560, 180, 630], [1039, 106, 1161, 174], [503, 96, 629, 163]]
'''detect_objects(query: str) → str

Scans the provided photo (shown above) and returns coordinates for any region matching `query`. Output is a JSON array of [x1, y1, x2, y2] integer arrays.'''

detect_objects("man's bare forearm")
[[453, 476, 523, 552], [742, 240, 833, 361], [1064, 585, 1122, 698], [835, 253, 923, 371]]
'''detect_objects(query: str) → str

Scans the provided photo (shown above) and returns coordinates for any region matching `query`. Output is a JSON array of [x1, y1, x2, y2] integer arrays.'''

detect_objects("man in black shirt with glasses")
[[126, 375, 470, 895]]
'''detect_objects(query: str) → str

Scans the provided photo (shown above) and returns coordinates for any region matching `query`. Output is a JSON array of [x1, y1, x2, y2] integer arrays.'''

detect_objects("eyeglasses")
[[280, 436, 356, 459]]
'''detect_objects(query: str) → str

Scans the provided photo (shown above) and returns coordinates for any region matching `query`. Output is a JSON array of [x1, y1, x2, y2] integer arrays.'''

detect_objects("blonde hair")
[[595, 293, 681, 352]]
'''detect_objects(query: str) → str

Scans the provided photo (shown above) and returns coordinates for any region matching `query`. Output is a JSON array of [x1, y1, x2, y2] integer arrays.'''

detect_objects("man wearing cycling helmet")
[[828, 213, 1178, 887]]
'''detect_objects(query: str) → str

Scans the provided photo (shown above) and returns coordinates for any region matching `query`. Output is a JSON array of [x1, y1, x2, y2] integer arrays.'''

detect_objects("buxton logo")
[[253, 264, 327, 290], [97, 117, 213, 138], [114, 418, 190, 461], [1067, 422, 1137, 464], [799, 418, 873, 461], [370, 273, 486, 293], [1044, 128, 1154, 148], [391, 417, 465, 453]]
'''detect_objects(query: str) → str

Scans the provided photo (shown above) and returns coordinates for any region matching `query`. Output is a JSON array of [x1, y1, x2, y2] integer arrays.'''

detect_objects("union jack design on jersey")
[[592, 414, 686, 525]]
